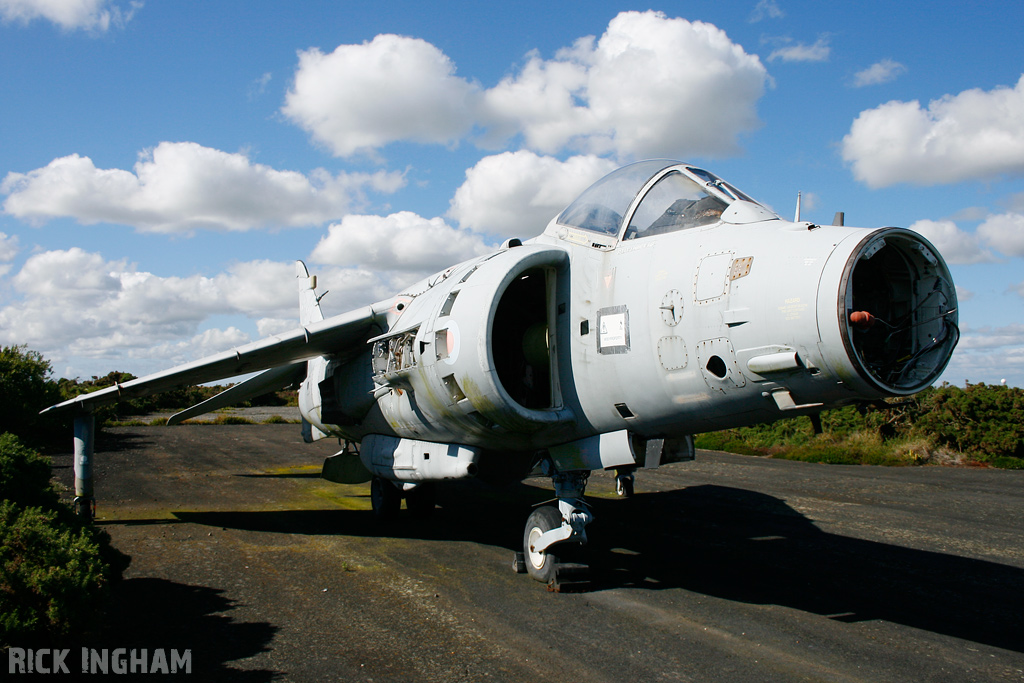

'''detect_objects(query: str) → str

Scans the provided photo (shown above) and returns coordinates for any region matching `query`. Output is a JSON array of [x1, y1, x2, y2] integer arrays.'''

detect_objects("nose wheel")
[[523, 506, 562, 584], [515, 469, 593, 591]]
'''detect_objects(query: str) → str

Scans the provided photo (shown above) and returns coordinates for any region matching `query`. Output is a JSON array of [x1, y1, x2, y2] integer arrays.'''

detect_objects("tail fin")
[[296, 260, 325, 326], [297, 260, 328, 443]]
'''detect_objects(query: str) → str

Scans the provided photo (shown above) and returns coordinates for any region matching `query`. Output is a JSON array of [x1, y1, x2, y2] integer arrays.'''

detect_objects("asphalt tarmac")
[[49, 424, 1024, 682]]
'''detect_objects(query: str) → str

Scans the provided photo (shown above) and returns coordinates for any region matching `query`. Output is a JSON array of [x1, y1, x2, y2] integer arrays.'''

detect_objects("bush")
[[0, 346, 64, 442], [0, 433, 61, 510], [693, 430, 760, 455], [696, 383, 1024, 468], [0, 502, 117, 645], [911, 383, 1024, 461], [0, 433, 129, 646]]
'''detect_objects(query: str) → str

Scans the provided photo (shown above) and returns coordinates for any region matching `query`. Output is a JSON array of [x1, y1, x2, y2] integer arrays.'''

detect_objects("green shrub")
[[0, 434, 129, 646], [693, 431, 760, 455], [990, 456, 1024, 470], [696, 383, 1024, 468], [911, 383, 1024, 461], [0, 502, 118, 645], [0, 346, 64, 442], [0, 432, 61, 510]]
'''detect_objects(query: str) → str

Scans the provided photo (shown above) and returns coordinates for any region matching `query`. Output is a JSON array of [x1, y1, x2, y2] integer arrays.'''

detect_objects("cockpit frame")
[[553, 160, 774, 249]]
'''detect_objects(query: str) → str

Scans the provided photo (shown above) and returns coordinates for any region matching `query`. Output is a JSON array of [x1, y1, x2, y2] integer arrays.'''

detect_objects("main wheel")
[[523, 506, 563, 584], [405, 482, 437, 519], [370, 477, 401, 521]]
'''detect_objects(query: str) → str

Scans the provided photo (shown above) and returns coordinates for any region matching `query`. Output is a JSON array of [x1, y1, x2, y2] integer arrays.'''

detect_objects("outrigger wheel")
[[615, 469, 635, 498]]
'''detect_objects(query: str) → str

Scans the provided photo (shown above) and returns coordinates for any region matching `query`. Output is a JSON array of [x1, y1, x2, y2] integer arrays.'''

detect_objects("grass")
[[696, 415, 1019, 468], [106, 413, 299, 427], [771, 432, 925, 467]]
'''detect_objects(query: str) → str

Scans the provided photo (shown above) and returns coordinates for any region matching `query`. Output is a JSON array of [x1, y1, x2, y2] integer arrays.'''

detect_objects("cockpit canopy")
[[555, 160, 769, 240]]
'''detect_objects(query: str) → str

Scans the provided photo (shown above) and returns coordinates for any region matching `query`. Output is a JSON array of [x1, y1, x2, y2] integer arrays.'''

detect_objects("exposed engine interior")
[[492, 268, 554, 410], [842, 230, 959, 394]]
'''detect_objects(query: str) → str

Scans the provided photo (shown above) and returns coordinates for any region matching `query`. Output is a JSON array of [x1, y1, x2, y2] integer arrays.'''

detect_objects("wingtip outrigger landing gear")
[[614, 466, 636, 498], [73, 414, 96, 524], [518, 468, 593, 592]]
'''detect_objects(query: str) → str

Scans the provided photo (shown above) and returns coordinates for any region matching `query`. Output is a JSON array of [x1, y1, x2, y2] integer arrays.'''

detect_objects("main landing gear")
[[370, 477, 437, 521], [514, 468, 593, 592]]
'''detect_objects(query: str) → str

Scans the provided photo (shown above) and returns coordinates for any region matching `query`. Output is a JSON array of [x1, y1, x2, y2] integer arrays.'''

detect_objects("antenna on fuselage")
[[794, 192, 802, 222]]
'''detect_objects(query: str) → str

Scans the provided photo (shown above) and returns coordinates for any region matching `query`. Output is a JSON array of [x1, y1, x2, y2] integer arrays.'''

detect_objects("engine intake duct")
[[839, 229, 958, 395]]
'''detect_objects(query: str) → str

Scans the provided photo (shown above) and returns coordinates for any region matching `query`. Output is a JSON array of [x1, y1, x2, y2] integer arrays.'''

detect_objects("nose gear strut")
[[517, 465, 593, 591]]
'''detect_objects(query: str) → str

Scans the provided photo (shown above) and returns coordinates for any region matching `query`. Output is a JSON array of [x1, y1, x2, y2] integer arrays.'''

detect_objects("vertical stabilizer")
[[297, 260, 325, 326], [297, 260, 329, 442]]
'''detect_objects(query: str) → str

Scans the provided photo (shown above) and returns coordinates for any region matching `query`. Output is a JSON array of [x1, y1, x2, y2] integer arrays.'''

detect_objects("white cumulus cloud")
[[944, 324, 1024, 388], [0, 249, 400, 373], [842, 75, 1024, 187], [1, 142, 405, 233], [481, 11, 768, 158], [143, 327, 253, 368], [766, 36, 831, 63], [448, 152, 617, 237], [0, 232, 19, 276], [0, 0, 139, 32], [852, 59, 907, 87], [282, 34, 480, 158], [977, 212, 1024, 257], [310, 212, 494, 272], [907, 219, 996, 265], [749, 0, 783, 22], [282, 11, 768, 161], [958, 323, 1024, 351]]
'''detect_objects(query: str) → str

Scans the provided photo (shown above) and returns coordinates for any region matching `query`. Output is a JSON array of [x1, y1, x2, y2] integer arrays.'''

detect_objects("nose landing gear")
[[515, 468, 593, 592]]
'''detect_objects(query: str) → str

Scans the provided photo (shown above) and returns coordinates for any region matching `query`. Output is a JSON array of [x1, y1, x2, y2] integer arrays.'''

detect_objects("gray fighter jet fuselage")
[[46, 160, 959, 588]]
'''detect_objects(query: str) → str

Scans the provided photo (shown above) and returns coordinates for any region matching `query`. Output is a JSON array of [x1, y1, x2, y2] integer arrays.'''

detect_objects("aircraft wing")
[[43, 302, 389, 415]]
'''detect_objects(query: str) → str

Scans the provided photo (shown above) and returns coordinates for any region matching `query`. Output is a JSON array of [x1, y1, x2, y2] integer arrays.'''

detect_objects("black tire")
[[405, 482, 437, 519], [523, 506, 563, 584], [370, 477, 401, 521]]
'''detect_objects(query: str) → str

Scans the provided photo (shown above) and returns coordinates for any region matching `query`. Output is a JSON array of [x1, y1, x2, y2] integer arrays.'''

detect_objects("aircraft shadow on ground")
[[173, 480, 1024, 654], [102, 577, 278, 682], [592, 485, 1024, 654], [45, 430, 157, 466], [95, 430, 159, 453]]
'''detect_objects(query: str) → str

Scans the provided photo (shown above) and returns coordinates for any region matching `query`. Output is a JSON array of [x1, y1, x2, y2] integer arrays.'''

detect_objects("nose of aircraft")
[[832, 228, 958, 396]]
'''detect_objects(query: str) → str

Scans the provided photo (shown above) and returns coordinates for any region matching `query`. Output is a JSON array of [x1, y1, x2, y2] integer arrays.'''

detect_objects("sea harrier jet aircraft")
[[45, 160, 959, 588]]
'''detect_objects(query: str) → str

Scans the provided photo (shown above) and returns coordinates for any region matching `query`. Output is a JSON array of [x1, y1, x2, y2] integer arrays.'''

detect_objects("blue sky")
[[2, 0, 1023, 387]]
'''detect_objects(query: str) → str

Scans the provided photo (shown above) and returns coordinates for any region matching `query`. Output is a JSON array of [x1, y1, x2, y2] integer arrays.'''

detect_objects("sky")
[[2, 0, 1024, 388]]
